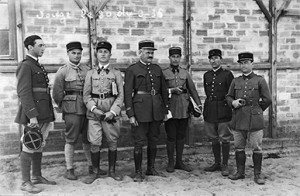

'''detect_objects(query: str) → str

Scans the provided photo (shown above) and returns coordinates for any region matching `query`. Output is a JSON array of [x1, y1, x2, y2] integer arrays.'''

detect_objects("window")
[[0, 0, 16, 61]]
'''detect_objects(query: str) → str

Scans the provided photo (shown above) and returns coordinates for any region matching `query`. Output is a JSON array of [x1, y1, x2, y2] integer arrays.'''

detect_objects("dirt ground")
[[0, 152, 300, 196]]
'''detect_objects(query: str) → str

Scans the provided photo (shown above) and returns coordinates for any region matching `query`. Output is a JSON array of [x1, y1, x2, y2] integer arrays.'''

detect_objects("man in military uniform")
[[52, 41, 92, 180], [15, 35, 56, 194], [162, 47, 202, 173], [83, 41, 124, 183], [203, 49, 234, 176], [124, 40, 169, 182], [226, 52, 272, 185]]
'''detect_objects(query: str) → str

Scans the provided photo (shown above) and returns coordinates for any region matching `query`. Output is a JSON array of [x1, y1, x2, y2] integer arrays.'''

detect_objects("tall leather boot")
[[174, 139, 192, 172], [145, 147, 159, 175], [166, 141, 175, 173], [229, 151, 246, 180], [108, 150, 122, 181], [20, 151, 42, 194], [133, 148, 143, 182], [253, 153, 265, 185], [31, 152, 56, 185], [205, 142, 221, 172], [221, 142, 230, 176], [83, 151, 102, 184]]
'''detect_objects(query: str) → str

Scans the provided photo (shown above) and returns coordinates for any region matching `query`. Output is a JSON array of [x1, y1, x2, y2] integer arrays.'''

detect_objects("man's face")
[[239, 60, 253, 74], [209, 55, 222, 69], [67, 49, 82, 65], [96, 48, 111, 64], [29, 39, 45, 57], [169, 54, 181, 66], [139, 48, 154, 63]]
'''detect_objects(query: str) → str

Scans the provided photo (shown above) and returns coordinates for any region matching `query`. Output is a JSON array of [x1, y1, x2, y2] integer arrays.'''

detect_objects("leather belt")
[[65, 90, 83, 96], [91, 93, 113, 99], [244, 99, 259, 106], [207, 96, 225, 101], [136, 89, 159, 95], [32, 87, 50, 94]]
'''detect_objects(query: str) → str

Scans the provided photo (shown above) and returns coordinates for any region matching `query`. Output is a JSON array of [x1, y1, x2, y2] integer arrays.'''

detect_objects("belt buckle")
[[151, 89, 156, 95], [209, 96, 213, 101], [99, 93, 105, 99]]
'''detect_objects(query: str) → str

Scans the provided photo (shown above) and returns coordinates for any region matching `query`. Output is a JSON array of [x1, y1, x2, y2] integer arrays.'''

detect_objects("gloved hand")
[[93, 108, 105, 121], [232, 99, 245, 109]]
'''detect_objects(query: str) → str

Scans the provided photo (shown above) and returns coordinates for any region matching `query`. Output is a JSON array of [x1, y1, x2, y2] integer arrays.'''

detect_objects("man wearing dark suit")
[[203, 49, 234, 176], [15, 35, 56, 194], [124, 40, 169, 182]]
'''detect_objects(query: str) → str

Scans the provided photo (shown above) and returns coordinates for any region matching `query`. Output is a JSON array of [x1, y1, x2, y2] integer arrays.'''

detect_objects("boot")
[[108, 150, 122, 181], [82, 151, 101, 184], [31, 152, 56, 185], [253, 153, 265, 185], [205, 142, 221, 172], [20, 181, 42, 194], [82, 143, 93, 174], [229, 151, 246, 180], [166, 141, 175, 173], [65, 168, 77, 180], [174, 139, 192, 172], [221, 142, 230, 176], [145, 147, 159, 175], [132, 148, 143, 182], [20, 152, 42, 194]]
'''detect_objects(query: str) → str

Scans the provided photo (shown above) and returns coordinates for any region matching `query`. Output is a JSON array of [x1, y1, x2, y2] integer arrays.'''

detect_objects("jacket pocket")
[[62, 95, 77, 113], [34, 95, 51, 120], [250, 107, 264, 130]]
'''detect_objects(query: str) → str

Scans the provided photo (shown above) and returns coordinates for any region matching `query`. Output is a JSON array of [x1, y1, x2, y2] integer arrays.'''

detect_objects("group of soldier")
[[15, 34, 272, 194]]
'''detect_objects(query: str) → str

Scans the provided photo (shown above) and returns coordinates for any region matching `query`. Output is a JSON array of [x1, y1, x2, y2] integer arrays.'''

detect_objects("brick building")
[[0, 0, 300, 155]]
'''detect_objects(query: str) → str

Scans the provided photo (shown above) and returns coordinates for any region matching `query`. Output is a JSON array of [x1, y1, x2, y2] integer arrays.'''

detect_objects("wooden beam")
[[269, 0, 277, 138], [275, 0, 292, 22], [184, 0, 192, 70], [255, 0, 272, 23], [283, 9, 300, 16]]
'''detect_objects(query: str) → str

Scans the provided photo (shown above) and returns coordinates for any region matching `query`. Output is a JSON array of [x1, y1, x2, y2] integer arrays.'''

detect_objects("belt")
[[244, 99, 259, 106], [91, 92, 113, 99], [207, 96, 225, 101], [65, 90, 83, 96], [136, 89, 159, 96], [32, 87, 50, 94]]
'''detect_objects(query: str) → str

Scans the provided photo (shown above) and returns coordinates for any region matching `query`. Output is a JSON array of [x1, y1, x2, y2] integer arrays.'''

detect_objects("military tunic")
[[203, 67, 234, 123], [162, 65, 202, 142], [226, 72, 272, 132], [124, 61, 169, 122], [15, 55, 55, 153], [83, 65, 124, 150], [52, 62, 91, 144]]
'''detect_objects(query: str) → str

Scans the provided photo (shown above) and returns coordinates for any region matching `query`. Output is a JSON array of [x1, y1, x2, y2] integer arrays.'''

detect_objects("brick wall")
[[0, 0, 300, 155]]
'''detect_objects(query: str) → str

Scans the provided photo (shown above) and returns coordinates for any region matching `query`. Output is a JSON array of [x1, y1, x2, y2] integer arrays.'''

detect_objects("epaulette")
[[179, 65, 187, 70], [58, 64, 67, 71]]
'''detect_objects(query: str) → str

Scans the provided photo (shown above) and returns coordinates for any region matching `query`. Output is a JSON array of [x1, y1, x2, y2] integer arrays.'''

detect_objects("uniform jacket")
[[203, 67, 234, 123], [52, 62, 91, 115], [162, 65, 201, 119], [226, 72, 272, 131], [124, 61, 168, 122], [15, 55, 55, 124], [83, 65, 124, 120]]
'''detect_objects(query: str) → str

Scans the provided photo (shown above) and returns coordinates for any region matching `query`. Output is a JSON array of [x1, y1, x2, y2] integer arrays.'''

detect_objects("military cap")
[[138, 40, 157, 50], [66, 41, 83, 51], [169, 47, 182, 56], [96, 41, 112, 52], [208, 49, 222, 59], [238, 52, 253, 63]]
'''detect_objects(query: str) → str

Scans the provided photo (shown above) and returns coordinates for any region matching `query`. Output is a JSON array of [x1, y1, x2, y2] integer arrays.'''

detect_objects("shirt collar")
[[212, 66, 221, 72], [243, 71, 253, 77], [99, 63, 109, 69], [69, 61, 80, 69], [27, 54, 38, 62]]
